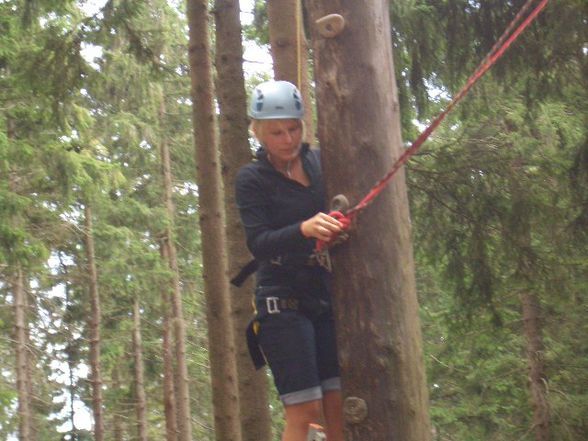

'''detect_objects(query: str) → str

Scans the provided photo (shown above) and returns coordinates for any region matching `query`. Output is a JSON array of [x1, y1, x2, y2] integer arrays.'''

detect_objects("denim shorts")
[[257, 309, 341, 405]]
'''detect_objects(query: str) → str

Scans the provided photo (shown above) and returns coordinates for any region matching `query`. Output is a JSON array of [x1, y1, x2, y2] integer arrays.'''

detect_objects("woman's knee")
[[284, 399, 322, 424]]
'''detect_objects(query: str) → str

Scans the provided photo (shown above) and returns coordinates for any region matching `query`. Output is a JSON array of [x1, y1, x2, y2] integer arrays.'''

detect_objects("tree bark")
[[509, 162, 550, 441], [187, 1, 242, 440], [8, 108, 33, 441], [213, 1, 273, 441], [111, 366, 125, 441], [162, 270, 179, 441], [160, 240, 179, 441], [84, 203, 105, 441], [158, 97, 184, 441], [306, 1, 431, 439], [521, 292, 550, 441], [133, 298, 149, 441], [23, 284, 37, 441], [13, 266, 32, 441], [62, 271, 78, 440], [267, 0, 315, 142]]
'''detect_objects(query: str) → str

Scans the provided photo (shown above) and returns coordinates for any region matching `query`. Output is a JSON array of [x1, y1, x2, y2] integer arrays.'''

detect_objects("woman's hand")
[[301, 212, 344, 241]]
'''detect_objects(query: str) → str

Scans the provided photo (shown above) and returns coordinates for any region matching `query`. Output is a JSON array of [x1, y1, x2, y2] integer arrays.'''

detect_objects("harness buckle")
[[266, 296, 280, 314], [270, 256, 283, 266]]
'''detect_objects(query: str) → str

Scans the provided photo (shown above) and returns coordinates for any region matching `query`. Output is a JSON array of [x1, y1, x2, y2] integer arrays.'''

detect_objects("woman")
[[235, 80, 344, 441]]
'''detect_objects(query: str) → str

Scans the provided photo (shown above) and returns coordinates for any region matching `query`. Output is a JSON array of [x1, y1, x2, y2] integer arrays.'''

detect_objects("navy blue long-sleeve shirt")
[[235, 143, 328, 290]]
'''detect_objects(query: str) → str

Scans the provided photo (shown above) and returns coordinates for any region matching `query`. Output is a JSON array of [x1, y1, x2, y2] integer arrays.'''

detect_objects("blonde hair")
[[249, 119, 305, 143]]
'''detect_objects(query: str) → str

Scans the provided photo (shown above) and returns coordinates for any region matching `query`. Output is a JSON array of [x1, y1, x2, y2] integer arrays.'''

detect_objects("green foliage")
[[1, 0, 209, 439], [398, 1, 588, 439], [242, 0, 269, 45], [0, 0, 586, 440]]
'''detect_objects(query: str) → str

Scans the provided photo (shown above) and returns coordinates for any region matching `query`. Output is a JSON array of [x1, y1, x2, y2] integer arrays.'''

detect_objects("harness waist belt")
[[230, 254, 320, 287]]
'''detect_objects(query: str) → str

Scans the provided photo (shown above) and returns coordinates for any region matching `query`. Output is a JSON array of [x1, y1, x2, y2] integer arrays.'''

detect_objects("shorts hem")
[[281, 386, 322, 406], [321, 376, 341, 392]]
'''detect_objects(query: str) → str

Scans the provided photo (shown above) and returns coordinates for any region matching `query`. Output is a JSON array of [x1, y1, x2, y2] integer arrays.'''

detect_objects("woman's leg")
[[322, 389, 344, 441], [283, 399, 322, 441]]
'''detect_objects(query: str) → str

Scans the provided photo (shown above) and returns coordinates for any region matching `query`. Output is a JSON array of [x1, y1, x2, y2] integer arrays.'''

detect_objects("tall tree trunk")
[[509, 164, 550, 441], [68, 364, 76, 440], [158, 97, 185, 441], [23, 284, 36, 441], [8, 109, 33, 441], [61, 267, 78, 440], [111, 366, 125, 441], [521, 292, 550, 441], [161, 279, 178, 441], [84, 203, 105, 441], [160, 239, 178, 441], [133, 298, 149, 441], [187, 1, 242, 440], [13, 266, 32, 441], [306, 1, 431, 440], [213, 2, 273, 441], [267, 0, 315, 142]]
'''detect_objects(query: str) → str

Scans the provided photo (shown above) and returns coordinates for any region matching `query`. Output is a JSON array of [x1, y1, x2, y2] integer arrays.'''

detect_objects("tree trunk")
[[306, 1, 431, 440], [160, 240, 178, 441], [187, 1, 242, 441], [509, 163, 550, 441], [133, 298, 149, 441], [267, 0, 315, 142], [213, 1, 273, 441], [111, 366, 125, 441], [521, 292, 550, 441], [161, 271, 178, 441], [13, 266, 32, 441], [84, 203, 105, 441], [62, 273, 78, 440], [23, 284, 37, 441], [158, 97, 184, 441], [8, 110, 33, 441]]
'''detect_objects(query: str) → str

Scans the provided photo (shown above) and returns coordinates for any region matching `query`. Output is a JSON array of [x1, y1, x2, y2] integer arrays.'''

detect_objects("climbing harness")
[[246, 285, 331, 369], [231, 252, 330, 287], [246, 294, 301, 369], [314, 0, 550, 252]]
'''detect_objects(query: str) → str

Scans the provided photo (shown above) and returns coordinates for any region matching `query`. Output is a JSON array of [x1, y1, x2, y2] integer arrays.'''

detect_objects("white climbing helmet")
[[248, 80, 304, 120]]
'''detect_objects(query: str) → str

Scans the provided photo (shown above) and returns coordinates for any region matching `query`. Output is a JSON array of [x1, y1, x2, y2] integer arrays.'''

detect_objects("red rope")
[[316, 0, 549, 252]]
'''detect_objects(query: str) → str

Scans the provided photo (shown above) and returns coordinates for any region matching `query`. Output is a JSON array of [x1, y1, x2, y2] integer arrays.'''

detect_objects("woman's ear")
[[249, 119, 262, 141]]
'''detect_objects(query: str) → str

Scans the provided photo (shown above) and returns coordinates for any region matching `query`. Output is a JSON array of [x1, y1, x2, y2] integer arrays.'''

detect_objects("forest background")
[[1, 0, 586, 440]]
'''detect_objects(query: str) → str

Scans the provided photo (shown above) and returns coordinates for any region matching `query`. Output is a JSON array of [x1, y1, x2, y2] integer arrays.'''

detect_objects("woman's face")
[[255, 119, 303, 164]]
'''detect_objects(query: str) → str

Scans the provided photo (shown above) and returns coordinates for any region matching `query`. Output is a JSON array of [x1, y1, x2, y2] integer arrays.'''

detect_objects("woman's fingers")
[[301, 212, 343, 239], [322, 212, 345, 228]]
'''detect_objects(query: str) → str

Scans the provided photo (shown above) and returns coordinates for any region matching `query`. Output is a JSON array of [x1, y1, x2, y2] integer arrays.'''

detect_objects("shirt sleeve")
[[235, 166, 312, 261]]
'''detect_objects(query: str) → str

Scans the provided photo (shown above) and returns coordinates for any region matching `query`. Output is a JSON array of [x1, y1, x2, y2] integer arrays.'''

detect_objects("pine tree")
[[306, 0, 432, 439], [187, 1, 242, 440], [213, 1, 273, 440], [392, 1, 588, 438]]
